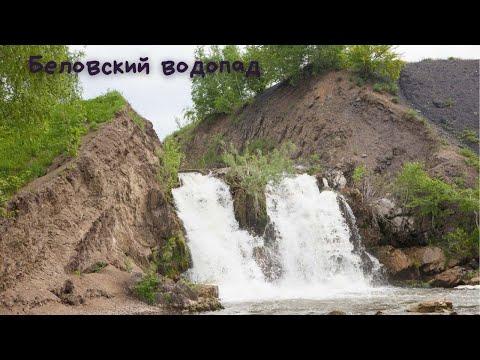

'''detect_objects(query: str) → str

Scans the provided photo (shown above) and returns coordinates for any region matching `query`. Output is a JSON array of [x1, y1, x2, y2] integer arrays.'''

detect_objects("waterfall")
[[172, 172, 380, 302]]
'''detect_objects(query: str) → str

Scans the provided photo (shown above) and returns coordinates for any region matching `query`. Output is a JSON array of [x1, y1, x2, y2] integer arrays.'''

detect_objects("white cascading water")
[[172, 172, 378, 302]]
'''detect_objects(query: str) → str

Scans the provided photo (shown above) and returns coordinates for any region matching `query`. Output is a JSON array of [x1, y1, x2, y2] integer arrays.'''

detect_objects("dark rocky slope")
[[399, 59, 479, 153]]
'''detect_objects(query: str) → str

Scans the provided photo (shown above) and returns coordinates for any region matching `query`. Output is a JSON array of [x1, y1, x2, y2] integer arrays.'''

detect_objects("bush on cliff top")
[[223, 142, 296, 221]]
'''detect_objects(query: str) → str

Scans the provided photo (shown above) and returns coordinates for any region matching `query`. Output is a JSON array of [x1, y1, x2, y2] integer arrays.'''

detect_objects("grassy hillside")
[[0, 91, 142, 205]]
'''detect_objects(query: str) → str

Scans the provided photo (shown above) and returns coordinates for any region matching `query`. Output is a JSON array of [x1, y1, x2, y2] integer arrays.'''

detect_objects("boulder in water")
[[467, 276, 480, 285], [430, 266, 466, 288], [407, 300, 453, 313], [327, 310, 347, 315]]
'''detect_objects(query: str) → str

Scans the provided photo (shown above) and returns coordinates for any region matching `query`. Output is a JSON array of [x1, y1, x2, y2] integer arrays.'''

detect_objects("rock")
[[374, 245, 419, 280], [373, 198, 401, 218], [175, 281, 198, 301], [432, 99, 448, 108], [374, 311, 384, 315], [62, 279, 75, 294], [430, 266, 466, 288], [466, 259, 479, 270], [324, 170, 347, 190], [61, 293, 85, 306], [125, 272, 143, 293], [403, 246, 446, 275], [407, 300, 453, 313], [253, 246, 283, 281], [194, 284, 219, 299], [361, 153, 367, 158], [467, 276, 480, 285], [327, 310, 346, 315], [447, 258, 462, 269]]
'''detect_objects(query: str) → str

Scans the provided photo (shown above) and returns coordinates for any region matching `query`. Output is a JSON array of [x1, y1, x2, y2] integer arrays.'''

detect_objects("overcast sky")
[[70, 45, 480, 139]]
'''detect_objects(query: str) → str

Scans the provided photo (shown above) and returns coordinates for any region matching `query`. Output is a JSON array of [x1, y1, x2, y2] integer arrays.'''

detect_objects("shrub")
[[395, 162, 478, 227], [352, 164, 366, 186], [391, 96, 399, 104], [461, 129, 479, 144], [346, 45, 405, 81], [155, 231, 190, 280], [444, 228, 478, 258], [134, 271, 160, 305], [373, 82, 399, 95], [405, 108, 419, 120], [157, 137, 185, 192], [458, 148, 479, 171], [201, 133, 225, 168]]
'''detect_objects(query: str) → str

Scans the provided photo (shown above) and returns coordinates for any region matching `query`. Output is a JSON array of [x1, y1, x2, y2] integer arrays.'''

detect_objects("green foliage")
[[223, 142, 296, 214], [155, 231, 190, 280], [352, 76, 365, 87], [134, 271, 160, 305], [201, 133, 225, 168], [395, 162, 478, 226], [190, 45, 253, 121], [445, 97, 456, 108], [245, 137, 275, 154], [0, 46, 81, 128], [90, 262, 108, 273], [458, 148, 479, 171], [346, 45, 405, 81], [190, 45, 346, 122], [404, 108, 425, 124], [391, 96, 400, 104], [82, 91, 126, 126], [444, 228, 479, 258], [124, 257, 133, 273], [157, 137, 185, 192], [127, 110, 145, 129], [461, 129, 479, 144], [248, 45, 346, 86], [373, 82, 399, 95], [352, 164, 366, 185]]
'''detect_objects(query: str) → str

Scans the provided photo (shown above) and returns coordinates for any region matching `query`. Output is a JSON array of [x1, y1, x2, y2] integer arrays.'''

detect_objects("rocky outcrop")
[[0, 110, 186, 311], [403, 247, 446, 275], [407, 300, 454, 313], [374, 245, 419, 280], [128, 273, 223, 312]]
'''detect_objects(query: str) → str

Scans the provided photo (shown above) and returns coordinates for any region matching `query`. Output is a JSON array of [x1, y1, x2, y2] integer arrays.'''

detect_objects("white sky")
[[70, 45, 480, 139]]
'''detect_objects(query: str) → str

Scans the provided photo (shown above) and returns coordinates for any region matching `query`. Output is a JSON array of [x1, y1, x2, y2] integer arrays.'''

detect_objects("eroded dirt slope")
[[180, 70, 477, 186], [0, 109, 181, 313]]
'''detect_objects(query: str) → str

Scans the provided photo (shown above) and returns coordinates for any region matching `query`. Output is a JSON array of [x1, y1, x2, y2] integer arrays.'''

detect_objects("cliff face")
[[0, 110, 183, 312]]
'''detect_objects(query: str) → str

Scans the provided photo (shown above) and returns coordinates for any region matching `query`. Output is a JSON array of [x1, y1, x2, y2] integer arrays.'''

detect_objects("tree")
[[190, 45, 251, 121], [345, 45, 405, 81], [0, 45, 81, 128]]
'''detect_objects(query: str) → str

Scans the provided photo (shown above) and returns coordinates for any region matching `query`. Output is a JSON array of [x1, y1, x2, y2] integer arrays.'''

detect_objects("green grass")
[[458, 148, 480, 171], [461, 129, 479, 144], [0, 91, 127, 207], [372, 82, 399, 95]]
